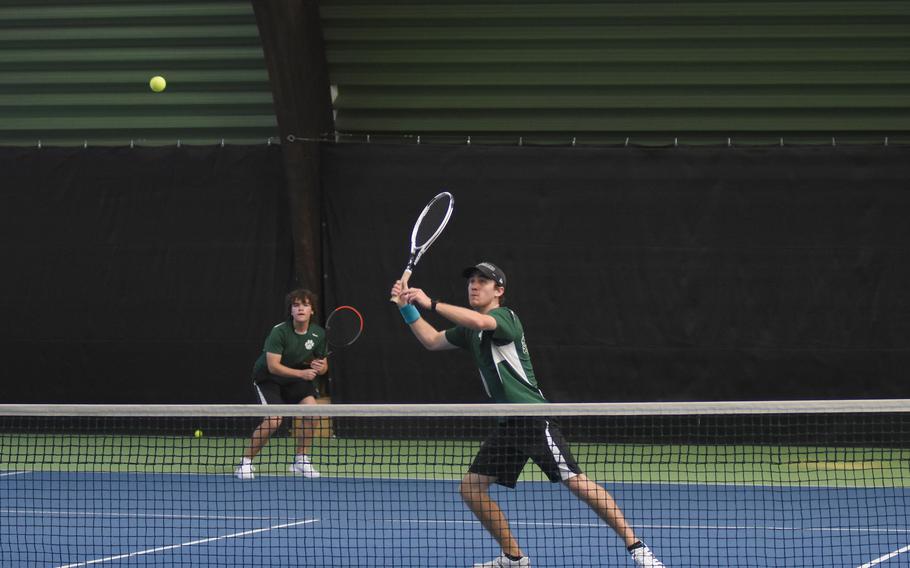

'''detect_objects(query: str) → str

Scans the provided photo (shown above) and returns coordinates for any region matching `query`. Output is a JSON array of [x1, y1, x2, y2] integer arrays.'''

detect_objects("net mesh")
[[1, 401, 909, 567]]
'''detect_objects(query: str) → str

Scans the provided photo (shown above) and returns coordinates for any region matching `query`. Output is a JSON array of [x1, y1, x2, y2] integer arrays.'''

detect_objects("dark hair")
[[285, 288, 318, 317]]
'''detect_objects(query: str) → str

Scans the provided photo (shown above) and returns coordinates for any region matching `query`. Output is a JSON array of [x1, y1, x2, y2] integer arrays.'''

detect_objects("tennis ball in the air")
[[194, 429, 203, 438], [149, 75, 167, 92]]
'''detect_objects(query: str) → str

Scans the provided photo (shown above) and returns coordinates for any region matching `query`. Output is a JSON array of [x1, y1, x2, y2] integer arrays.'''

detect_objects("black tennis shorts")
[[468, 417, 583, 488], [252, 373, 317, 405]]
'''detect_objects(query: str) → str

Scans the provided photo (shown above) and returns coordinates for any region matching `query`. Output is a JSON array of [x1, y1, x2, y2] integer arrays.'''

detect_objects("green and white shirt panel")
[[444, 307, 547, 404], [252, 321, 327, 377]]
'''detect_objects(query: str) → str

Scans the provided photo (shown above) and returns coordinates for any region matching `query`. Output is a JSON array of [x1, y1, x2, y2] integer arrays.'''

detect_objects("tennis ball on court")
[[194, 429, 203, 438], [149, 75, 167, 92]]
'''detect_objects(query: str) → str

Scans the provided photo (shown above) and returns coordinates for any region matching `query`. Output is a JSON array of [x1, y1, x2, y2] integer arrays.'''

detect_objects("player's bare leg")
[[243, 416, 282, 460], [235, 416, 282, 479], [289, 395, 320, 478], [564, 474, 664, 566], [295, 395, 318, 456], [460, 473, 524, 558], [564, 473, 637, 547]]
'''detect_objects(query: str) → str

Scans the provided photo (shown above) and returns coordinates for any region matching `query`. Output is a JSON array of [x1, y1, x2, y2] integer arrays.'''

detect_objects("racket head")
[[325, 305, 364, 353], [410, 191, 454, 257], [391, 191, 453, 303]]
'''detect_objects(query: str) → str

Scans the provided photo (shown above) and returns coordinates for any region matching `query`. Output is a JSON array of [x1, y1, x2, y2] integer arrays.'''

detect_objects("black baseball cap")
[[461, 262, 506, 287]]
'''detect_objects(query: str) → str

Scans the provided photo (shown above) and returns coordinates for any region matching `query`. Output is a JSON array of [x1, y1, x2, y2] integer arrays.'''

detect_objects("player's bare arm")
[[266, 352, 318, 381], [310, 357, 329, 375], [391, 280, 457, 351], [407, 316, 456, 351], [406, 288, 497, 331]]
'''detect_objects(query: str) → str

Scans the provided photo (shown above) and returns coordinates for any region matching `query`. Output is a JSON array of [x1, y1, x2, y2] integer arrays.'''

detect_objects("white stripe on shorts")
[[544, 420, 577, 481], [253, 383, 268, 405]]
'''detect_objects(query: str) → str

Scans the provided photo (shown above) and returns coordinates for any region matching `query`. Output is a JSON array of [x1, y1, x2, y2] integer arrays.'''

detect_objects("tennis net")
[[1, 400, 909, 567]]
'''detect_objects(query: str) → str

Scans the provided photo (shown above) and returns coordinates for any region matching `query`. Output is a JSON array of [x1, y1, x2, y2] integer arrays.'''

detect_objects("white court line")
[[393, 518, 910, 535], [0, 471, 29, 477], [637, 523, 910, 535], [8, 508, 906, 535], [10, 506, 907, 536], [857, 544, 910, 568], [0, 508, 275, 521], [54, 518, 319, 568]]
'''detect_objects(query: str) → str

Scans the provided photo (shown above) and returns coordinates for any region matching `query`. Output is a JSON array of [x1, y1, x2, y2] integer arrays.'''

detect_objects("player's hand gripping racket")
[[324, 305, 364, 356], [389, 191, 455, 303]]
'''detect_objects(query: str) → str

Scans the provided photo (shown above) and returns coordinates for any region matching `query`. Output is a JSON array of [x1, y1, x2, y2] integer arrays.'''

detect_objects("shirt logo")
[[305, 339, 315, 350]]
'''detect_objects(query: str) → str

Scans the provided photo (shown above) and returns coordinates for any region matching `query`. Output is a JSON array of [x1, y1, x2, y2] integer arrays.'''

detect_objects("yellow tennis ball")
[[149, 75, 167, 92], [194, 429, 203, 438]]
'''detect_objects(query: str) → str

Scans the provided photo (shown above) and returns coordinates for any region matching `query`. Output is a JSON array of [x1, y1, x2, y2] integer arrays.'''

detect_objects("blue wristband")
[[399, 304, 420, 324]]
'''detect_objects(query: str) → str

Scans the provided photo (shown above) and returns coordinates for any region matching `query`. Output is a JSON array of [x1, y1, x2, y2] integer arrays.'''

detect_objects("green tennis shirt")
[[444, 307, 547, 404], [252, 321, 327, 378]]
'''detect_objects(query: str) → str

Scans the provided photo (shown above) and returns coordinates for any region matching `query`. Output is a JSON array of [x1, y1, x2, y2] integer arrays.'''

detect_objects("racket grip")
[[389, 269, 412, 303]]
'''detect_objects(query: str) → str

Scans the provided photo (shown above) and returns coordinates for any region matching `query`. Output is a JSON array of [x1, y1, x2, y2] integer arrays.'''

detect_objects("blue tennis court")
[[3, 470, 909, 567]]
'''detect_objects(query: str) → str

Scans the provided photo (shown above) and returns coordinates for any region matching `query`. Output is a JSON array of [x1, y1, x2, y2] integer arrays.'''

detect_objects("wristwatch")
[[431, 299, 439, 312]]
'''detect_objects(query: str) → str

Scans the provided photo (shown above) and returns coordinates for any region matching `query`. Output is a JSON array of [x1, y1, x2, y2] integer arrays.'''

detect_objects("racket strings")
[[326, 307, 363, 348], [413, 195, 453, 249]]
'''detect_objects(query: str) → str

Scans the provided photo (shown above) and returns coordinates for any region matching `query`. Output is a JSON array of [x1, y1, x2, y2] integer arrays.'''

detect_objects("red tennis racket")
[[325, 305, 364, 356]]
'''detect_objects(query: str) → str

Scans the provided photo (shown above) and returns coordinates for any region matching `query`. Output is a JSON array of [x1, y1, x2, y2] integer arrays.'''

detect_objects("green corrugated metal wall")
[[321, 0, 910, 145], [0, 0, 277, 146], [2, 1, 908, 146]]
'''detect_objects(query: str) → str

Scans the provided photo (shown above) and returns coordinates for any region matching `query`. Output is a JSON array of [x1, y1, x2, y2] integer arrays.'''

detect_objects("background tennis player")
[[235, 288, 328, 480]]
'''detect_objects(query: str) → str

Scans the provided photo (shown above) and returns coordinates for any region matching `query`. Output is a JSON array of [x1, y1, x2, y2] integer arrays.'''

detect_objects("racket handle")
[[389, 269, 412, 303]]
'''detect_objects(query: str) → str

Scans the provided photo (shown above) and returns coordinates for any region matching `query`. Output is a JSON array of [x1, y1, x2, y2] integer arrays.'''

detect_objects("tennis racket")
[[324, 305, 364, 356], [389, 191, 455, 303]]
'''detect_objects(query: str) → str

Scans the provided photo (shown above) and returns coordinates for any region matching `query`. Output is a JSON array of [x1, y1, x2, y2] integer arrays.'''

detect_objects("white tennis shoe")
[[631, 543, 665, 567], [234, 463, 255, 480], [289, 456, 320, 478], [472, 553, 530, 567]]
